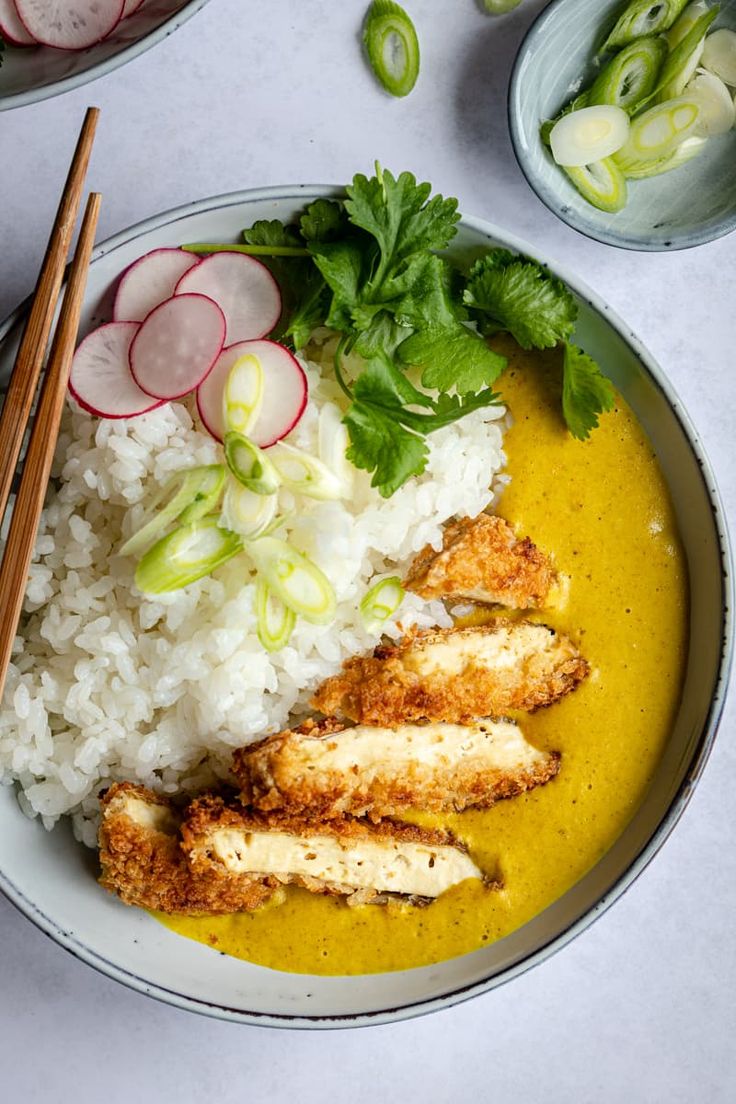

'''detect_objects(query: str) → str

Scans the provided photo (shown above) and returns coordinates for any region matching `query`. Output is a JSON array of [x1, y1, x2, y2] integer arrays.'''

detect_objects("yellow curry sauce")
[[157, 340, 688, 974]]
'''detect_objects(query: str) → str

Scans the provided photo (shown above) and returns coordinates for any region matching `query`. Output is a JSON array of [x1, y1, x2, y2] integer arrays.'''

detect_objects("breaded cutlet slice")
[[405, 514, 558, 609], [182, 795, 487, 905], [311, 621, 589, 726], [233, 716, 560, 820], [98, 782, 277, 915]]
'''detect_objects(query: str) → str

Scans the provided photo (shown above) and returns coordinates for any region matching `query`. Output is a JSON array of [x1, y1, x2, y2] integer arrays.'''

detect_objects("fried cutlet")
[[182, 795, 486, 905], [98, 782, 277, 914], [233, 716, 560, 820], [404, 513, 558, 608], [311, 621, 589, 726]]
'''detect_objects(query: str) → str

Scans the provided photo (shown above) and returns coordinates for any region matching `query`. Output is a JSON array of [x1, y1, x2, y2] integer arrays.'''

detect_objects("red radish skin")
[[197, 339, 307, 448], [15, 0, 124, 50], [129, 293, 226, 401], [175, 252, 281, 345], [113, 248, 200, 323], [0, 0, 36, 44], [69, 322, 162, 420], [121, 0, 144, 14]]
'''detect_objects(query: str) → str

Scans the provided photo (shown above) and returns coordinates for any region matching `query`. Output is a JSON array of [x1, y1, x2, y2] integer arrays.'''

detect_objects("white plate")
[[0, 187, 731, 1027]]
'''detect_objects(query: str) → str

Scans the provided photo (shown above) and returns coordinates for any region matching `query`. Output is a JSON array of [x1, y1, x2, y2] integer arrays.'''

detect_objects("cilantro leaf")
[[399, 323, 506, 394], [562, 343, 615, 440], [300, 199, 346, 243], [464, 251, 577, 350], [344, 356, 499, 496], [243, 219, 302, 251], [309, 239, 366, 332]]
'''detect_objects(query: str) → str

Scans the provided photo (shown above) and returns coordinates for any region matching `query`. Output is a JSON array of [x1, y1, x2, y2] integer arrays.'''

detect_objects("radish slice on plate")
[[114, 248, 200, 323], [69, 322, 162, 419], [175, 252, 281, 344], [0, 0, 36, 45], [197, 339, 307, 447], [15, 0, 124, 49], [122, 0, 145, 15], [129, 293, 226, 401]]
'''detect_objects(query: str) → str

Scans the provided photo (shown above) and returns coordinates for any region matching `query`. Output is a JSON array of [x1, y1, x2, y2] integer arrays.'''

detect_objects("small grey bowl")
[[0, 0, 211, 112], [508, 0, 736, 250]]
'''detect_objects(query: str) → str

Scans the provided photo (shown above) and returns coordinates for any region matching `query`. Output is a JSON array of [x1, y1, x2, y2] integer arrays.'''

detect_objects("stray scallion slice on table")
[[603, 0, 690, 51], [223, 354, 264, 435], [360, 576, 404, 633], [135, 518, 243, 595], [550, 105, 630, 165], [221, 481, 277, 539], [248, 537, 336, 624], [701, 27, 736, 85], [614, 95, 701, 165], [120, 465, 227, 557], [269, 441, 345, 501], [589, 36, 667, 111], [563, 157, 629, 211], [255, 577, 296, 652], [363, 0, 420, 98], [224, 431, 281, 495]]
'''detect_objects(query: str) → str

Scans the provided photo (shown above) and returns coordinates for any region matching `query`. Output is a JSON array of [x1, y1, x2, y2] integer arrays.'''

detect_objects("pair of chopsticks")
[[0, 107, 101, 701]]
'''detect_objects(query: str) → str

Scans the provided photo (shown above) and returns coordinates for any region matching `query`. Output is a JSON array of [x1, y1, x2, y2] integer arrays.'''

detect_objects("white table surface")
[[1, 1, 734, 1099]]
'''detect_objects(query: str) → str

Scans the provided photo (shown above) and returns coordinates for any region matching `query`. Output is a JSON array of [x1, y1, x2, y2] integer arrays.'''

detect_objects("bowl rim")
[[0, 184, 732, 1028], [0, 0, 211, 113], [507, 0, 736, 252]]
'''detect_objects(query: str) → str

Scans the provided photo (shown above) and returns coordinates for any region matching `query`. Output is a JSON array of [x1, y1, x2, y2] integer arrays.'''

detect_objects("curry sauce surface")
[[157, 343, 688, 974]]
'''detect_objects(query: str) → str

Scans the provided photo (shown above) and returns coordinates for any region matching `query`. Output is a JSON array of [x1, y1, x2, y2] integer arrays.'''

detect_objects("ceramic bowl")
[[508, 0, 736, 250], [0, 0, 210, 112], [0, 187, 731, 1027]]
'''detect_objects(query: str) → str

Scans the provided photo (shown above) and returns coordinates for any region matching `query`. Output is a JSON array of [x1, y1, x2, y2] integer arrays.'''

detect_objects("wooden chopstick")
[[0, 193, 102, 701], [0, 106, 99, 524]]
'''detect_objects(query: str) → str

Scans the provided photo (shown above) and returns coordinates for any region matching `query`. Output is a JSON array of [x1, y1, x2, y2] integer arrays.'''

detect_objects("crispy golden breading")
[[405, 514, 557, 608], [311, 621, 589, 725], [98, 782, 276, 915], [233, 716, 560, 820], [182, 795, 487, 904]]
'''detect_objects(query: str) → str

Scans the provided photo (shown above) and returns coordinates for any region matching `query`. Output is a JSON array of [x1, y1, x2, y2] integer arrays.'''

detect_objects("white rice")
[[0, 351, 507, 847]]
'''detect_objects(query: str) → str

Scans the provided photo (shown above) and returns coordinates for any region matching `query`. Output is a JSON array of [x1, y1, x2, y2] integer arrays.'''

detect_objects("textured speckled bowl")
[[0, 0, 210, 112], [0, 187, 731, 1027], [509, 0, 736, 250]]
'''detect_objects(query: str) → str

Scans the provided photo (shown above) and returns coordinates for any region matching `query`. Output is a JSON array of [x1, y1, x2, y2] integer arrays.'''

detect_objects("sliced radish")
[[15, 0, 124, 49], [175, 253, 281, 344], [114, 248, 200, 323], [197, 339, 307, 447], [121, 0, 144, 15], [69, 322, 162, 419], [129, 294, 226, 401], [0, 0, 36, 44]]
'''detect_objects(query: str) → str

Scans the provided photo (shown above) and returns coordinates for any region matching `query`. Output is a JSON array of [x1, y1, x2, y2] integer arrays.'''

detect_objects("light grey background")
[[0, 1, 734, 1100]]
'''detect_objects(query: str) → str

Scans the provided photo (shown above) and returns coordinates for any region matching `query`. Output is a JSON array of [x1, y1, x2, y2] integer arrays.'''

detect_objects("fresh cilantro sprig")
[[185, 166, 616, 493]]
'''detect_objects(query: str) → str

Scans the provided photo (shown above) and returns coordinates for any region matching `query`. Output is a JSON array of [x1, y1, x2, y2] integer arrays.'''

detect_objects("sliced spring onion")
[[563, 158, 628, 211], [614, 96, 701, 163], [318, 403, 353, 493], [255, 577, 296, 652], [687, 68, 736, 134], [119, 465, 227, 558], [701, 28, 736, 86], [269, 441, 345, 501], [247, 537, 336, 624], [666, 1, 710, 48], [550, 105, 630, 166], [589, 36, 667, 111], [481, 0, 522, 11], [360, 576, 404, 633], [363, 0, 420, 98], [619, 134, 707, 176], [135, 518, 243, 595], [603, 0, 689, 51], [540, 91, 590, 146], [221, 481, 277, 539], [224, 432, 280, 495], [652, 6, 718, 101], [223, 354, 264, 436]]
